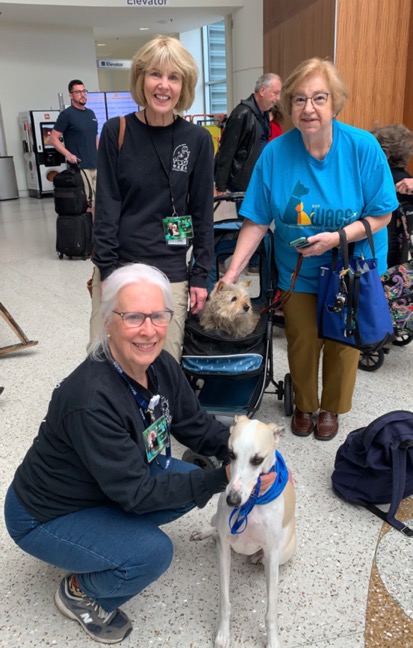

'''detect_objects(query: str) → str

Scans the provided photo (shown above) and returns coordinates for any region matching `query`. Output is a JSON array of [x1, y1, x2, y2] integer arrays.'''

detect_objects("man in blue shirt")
[[49, 79, 98, 207]]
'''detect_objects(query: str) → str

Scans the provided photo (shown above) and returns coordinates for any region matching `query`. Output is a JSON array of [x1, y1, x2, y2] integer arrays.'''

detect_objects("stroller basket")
[[182, 213, 280, 417]]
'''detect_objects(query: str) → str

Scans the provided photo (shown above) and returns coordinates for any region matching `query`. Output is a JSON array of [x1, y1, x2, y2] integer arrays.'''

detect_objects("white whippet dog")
[[191, 415, 296, 648]]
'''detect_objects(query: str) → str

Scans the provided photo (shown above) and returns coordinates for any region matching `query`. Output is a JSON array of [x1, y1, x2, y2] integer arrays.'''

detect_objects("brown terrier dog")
[[199, 280, 259, 338]]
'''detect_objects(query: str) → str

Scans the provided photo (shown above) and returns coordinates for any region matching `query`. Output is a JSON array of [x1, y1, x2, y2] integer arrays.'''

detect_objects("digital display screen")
[[106, 92, 139, 119], [87, 92, 107, 139], [40, 122, 56, 149]]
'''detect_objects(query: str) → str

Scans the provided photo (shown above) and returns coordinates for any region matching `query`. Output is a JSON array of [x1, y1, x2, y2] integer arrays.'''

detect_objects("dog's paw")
[[190, 526, 216, 542], [247, 548, 264, 565], [215, 630, 230, 648]]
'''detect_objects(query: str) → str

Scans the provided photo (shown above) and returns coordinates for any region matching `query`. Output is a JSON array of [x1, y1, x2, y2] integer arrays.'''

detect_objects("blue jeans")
[[4, 457, 200, 612]]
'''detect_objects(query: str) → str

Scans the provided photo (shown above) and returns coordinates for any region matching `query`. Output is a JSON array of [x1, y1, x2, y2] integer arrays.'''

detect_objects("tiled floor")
[[0, 196, 412, 648]]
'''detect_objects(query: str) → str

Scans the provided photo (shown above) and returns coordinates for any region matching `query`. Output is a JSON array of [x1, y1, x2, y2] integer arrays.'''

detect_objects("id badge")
[[143, 415, 169, 462], [163, 215, 193, 246]]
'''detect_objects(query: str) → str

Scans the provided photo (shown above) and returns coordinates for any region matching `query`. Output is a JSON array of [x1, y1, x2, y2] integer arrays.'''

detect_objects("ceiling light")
[[96, 43, 106, 47], [139, 27, 149, 31]]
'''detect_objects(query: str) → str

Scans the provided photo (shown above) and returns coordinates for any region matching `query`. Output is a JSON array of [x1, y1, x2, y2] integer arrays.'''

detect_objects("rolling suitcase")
[[53, 169, 88, 216], [56, 212, 93, 260]]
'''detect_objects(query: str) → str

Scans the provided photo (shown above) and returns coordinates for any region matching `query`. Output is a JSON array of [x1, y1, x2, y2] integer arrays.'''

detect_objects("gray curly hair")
[[371, 124, 413, 168]]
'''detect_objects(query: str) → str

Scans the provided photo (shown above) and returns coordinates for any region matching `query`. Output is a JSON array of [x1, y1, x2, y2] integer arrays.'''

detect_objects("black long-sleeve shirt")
[[93, 113, 214, 287], [13, 352, 229, 522]]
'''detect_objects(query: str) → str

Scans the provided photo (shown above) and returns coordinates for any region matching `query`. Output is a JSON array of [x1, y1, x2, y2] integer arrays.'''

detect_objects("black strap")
[[360, 440, 413, 537], [363, 502, 413, 536]]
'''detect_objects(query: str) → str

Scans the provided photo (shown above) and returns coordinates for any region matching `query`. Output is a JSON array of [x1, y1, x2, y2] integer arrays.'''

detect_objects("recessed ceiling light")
[[96, 43, 106, 47], [139, 27, 149, 31]]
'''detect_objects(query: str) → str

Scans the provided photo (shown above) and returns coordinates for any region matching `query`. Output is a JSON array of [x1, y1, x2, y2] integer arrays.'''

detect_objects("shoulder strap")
[[359, 219, 375, 257], [118, 115, 126, 151]]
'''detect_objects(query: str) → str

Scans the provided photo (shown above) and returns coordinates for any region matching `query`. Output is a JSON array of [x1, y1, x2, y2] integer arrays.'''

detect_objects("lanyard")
[[111, 360, 171, 465], [112, 359, 158, 423], [144, 109, 178, 217]]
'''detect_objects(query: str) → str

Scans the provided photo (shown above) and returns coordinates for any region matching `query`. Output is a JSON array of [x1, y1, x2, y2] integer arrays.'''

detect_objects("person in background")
[[221, 58, 397, 441], [371, 124, 413, 266], [49, 79, 98, 207], [91, 36, 215, 361], [214, 73, 282, 196], [268, 103, 284, 140], [4, 263, 229, 645]]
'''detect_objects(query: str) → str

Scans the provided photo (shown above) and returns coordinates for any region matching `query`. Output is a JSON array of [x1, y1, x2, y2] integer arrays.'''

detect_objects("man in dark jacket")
[[214, 73, 282, 195]]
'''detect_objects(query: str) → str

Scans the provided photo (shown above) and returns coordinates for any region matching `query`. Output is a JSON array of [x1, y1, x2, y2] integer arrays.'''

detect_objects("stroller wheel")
[[392, 330, 413, 346], [358, 349, 385, 372], [182, 449, 221, 471], [283, 373, 294, 417]]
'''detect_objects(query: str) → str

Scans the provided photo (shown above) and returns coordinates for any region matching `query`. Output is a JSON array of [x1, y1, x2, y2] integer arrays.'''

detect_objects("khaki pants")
[[88, 267, 188, 362], [81, 169, 97, 209], [282, 292, 360, 414]]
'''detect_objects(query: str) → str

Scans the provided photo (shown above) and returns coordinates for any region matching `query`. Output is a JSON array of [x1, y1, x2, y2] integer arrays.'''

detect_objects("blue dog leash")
[[228, 451, 289, 535]]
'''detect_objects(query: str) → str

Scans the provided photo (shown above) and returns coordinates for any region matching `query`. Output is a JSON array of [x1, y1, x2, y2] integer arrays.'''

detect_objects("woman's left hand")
[[190, 287, 208, 314], [298, 232, 340, 257]]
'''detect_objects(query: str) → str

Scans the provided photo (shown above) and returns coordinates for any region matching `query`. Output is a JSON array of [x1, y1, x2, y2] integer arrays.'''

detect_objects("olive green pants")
[[282, 292, 360, 414]]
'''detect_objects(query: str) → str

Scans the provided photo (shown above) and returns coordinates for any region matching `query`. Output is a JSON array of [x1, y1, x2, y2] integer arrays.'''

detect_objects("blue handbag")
[[317, 220, 394, 351]]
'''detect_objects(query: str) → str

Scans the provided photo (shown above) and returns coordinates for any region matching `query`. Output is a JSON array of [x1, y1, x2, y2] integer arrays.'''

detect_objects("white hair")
[[88, 263, 174, 361]]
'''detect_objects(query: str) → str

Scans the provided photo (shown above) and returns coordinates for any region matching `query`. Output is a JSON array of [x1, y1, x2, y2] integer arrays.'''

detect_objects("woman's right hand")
[[299, 231, 340, 256]]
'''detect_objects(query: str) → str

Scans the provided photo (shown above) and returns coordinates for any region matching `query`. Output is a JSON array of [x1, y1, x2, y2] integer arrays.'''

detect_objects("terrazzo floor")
[[0, 196, 412, 648]]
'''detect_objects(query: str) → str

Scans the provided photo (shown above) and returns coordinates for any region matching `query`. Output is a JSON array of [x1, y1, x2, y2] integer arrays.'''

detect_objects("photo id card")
[[143, 415, 169, 463], [163, 215, 193, 246]]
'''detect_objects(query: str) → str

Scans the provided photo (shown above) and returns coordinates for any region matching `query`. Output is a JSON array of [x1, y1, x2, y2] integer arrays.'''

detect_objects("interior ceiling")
[[0, 4, 233, 58]]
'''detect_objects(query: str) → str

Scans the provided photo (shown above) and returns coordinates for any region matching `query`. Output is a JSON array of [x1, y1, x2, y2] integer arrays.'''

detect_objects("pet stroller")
[[181, 195, 293, 427], [358, 203, 413, 371]]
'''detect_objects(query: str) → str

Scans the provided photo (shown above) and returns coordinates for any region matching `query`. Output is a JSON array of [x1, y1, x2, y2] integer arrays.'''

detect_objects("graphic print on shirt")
[[160, 395, 172, 427], [172, 144, 190, 172], [282, 180, 357, 229], [282, 181, 311, 225]]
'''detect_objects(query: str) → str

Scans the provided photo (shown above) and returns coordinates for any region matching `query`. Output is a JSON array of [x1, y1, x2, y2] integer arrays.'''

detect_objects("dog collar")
[[228, 451, 289, 535]]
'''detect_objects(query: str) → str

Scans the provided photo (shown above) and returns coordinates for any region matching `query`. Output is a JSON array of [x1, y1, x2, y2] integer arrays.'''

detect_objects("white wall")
[[231, 0, 263, 108], [0, 23, 98, 195]]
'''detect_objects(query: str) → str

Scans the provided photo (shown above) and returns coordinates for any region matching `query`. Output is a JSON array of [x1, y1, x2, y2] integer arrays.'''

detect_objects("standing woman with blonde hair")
[[90, 35, 215, 361]]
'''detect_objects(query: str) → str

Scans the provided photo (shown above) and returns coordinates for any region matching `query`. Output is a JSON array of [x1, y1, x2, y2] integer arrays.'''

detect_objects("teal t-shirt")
[[239, 120, 398, 292]]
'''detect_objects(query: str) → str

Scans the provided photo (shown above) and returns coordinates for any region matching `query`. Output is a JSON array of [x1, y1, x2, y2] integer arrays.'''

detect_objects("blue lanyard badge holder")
[[112, 360, 171, 468]]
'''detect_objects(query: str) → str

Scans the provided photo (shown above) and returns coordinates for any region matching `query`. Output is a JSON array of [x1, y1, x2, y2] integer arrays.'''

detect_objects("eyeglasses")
[[113, 310, 174, 328], [291, 92, 330, 108], [71, 89, 88, 95]]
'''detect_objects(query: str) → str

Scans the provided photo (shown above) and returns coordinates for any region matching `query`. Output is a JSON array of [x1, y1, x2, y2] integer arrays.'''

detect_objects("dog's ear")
[[215, 280, 227, 292], [240, 279, 252, 289], [268, 422, 285, 441]]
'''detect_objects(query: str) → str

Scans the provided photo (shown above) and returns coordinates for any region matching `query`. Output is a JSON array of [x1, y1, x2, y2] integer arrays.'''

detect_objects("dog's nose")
[[243, 304, 250, 313], [226, 491, 242, 507]]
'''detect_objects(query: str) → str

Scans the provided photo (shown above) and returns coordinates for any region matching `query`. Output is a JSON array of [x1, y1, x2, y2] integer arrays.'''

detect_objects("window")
[[203, 20, 227, 114]]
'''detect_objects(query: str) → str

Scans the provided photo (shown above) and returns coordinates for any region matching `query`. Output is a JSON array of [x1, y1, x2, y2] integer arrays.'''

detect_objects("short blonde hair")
[[130, 35, 198, 113], [280, 58, 349, 117]]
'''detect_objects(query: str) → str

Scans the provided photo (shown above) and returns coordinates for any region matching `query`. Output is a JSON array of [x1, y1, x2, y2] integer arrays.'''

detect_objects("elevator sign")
[[125, 0, 169, 5]]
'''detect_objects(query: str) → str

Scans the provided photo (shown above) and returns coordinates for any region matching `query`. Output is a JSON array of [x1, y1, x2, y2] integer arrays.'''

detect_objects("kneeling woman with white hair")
[[4, 263, 229, 645]]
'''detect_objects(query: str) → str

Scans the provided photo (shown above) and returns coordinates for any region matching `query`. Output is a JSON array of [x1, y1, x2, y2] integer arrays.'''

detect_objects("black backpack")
[[331, 410, 413, 536]]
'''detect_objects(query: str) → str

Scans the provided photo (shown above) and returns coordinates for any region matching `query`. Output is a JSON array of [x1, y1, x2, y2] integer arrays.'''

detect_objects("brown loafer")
[[291, 408, 313, 437], [314, 411, 339, 441]]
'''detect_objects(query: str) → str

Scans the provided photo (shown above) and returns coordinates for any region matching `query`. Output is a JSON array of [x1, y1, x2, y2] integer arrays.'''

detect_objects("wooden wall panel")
[[404, 5, 413, 173], [335, 0, 411, 130], [263, 0, 335, 82]]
